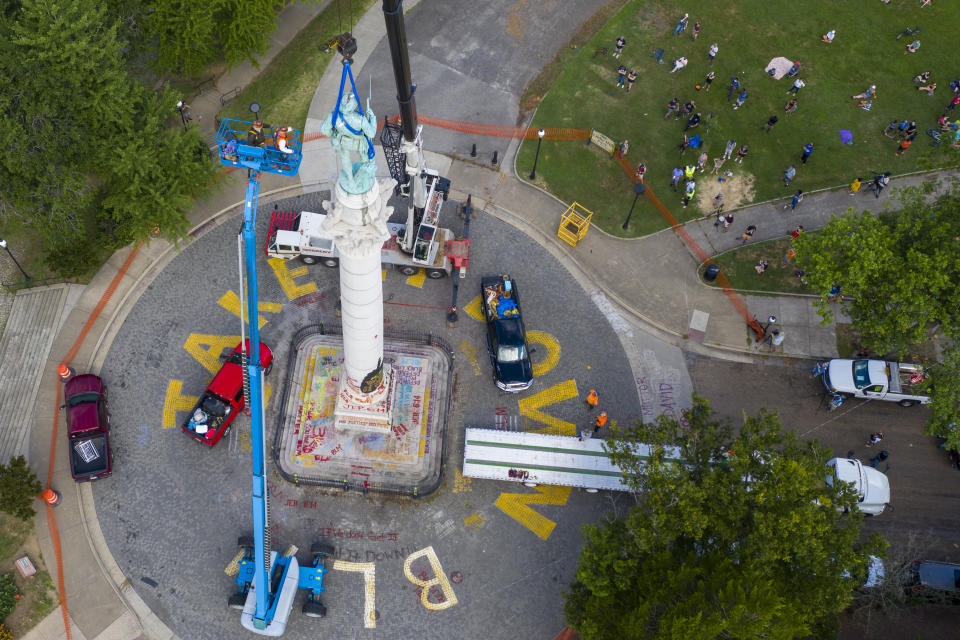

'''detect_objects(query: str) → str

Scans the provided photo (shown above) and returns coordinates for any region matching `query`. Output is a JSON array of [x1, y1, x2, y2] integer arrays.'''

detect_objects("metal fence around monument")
[[271, 322, 454, 498]]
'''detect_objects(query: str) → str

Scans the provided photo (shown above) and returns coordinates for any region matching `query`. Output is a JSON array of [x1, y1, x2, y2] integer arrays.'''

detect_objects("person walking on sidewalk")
[[740, 224, 757, 244], [849, 176, 862, 195], [784, 189, 804, 211], [801, 141, 815, 164], [872, 172, 890, 198]]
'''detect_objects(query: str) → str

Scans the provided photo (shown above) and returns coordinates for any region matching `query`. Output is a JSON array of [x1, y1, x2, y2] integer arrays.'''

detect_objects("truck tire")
[[898, 399, 918, 407], [238, 535, 255, 549], [302, 600, 326, 618], [322, 257, 339, 268], [228, 593, 246, 610], [311, 541, 336, 557], [397, 264, 417, 276], [300, 255, 318, 265], [426, 268, 446, 279]]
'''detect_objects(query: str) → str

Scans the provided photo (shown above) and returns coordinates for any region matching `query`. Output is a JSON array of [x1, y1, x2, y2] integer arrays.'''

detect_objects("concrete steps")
[[0, 284, 82, 464]]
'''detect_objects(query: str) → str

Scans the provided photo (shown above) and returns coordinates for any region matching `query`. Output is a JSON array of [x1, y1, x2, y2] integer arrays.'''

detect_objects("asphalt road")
[[95, 188, 662, 639], [689, 355, 959, 551]]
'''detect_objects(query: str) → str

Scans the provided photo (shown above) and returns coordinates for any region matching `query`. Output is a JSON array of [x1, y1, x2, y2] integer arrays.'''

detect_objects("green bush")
[[0, 457, 42, 521], [0, 573, 18, 622]]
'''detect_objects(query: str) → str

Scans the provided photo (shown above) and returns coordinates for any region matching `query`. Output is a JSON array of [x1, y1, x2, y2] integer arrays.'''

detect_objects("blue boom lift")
[[216, 119, 333, 635]]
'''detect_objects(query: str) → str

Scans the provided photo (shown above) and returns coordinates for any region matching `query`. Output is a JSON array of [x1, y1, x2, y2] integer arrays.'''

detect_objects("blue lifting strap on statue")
[[332, 61, 375, 160]]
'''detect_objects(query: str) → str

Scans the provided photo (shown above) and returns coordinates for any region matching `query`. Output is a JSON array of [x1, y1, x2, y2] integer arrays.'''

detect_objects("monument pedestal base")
[[333, 364, 395, 432]]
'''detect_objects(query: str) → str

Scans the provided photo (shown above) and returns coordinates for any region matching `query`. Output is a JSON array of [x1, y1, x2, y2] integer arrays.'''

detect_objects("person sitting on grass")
[[905, 40, 920, 53], [821, 29, 836, 43], [754, 259, 769, 274], [917, 82, 937, 95], [856, 100, 873, 111], [914, 71, 931, 84], [784, 99, 799, 115]]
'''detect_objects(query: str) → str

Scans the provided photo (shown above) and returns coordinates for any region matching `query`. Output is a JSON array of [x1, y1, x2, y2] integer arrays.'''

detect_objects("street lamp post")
[[0, 239, 31, 283], [529, 128, 546, 180], [621, 183, 646, 230], [761, 315, 777, 334]]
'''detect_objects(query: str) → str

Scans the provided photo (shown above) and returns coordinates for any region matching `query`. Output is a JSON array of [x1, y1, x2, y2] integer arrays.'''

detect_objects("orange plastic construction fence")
[[300, 113, 590, 144]]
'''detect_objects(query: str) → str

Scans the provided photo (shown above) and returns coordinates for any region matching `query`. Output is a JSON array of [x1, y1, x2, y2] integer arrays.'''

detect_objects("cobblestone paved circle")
[[97, 190, 639, 639]]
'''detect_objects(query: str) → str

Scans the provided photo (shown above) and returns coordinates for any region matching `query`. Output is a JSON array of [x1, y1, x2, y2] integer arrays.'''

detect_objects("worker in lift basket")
[[275, 126, 294, 154], [247, 120, 267, 147]]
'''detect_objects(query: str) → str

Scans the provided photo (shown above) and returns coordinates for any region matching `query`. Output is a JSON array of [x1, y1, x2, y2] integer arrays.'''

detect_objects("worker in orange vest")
[[275, 126, 294, 154], [593, 411, 608, 434], [585, 389, 599, 410]]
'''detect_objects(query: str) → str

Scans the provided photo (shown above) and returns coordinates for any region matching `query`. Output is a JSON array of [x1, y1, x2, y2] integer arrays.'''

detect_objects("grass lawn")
[[0, 512, 58, 636], [217, 0, 379, 130], [519, 0, 960, 237], [705, 235, 807, 294]]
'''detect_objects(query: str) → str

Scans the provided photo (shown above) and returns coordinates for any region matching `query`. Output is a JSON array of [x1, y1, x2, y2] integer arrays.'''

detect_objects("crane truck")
[[216, 118, 332, 635]]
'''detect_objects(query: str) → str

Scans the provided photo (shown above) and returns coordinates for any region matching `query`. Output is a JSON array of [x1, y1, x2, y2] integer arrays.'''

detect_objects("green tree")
[[793, 182, 960, 356], [564, 396, 885, 640], [97, 83, 218, 245], [926, 348, 960, 451], [0, 0, 218, 274], [0, 456, 43, 521], [141, 0, 286, 76]]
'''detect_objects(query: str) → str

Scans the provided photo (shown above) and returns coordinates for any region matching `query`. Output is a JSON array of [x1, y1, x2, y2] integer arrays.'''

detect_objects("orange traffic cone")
[[42, 488, 61, 507], [57, 364, 73, 382]]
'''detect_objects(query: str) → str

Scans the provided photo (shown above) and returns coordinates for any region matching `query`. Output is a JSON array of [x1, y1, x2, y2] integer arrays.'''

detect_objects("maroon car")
[[63, 375, 112, 482], [181, 340, 273, 446]]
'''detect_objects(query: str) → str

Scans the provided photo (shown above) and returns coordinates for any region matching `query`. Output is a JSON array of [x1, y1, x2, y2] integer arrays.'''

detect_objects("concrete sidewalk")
[[14, 0, 958, 639]]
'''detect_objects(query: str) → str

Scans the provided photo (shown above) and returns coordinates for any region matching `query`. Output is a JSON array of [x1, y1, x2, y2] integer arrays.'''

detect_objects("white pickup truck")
[[826, 457, 890, 516], [821, 359, 930, 407]]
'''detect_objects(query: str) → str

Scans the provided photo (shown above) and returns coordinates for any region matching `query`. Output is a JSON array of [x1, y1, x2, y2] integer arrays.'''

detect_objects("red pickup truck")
[[181, 340, 273, 446], [63, 375, 112, 482]]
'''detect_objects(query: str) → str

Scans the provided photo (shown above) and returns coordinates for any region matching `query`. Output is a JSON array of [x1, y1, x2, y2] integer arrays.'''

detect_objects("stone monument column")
[[320, 91, 397, 431]]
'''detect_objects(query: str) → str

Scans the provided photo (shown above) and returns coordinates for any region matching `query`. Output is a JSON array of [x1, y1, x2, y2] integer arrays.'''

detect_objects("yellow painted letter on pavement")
[[218, 290, 281, 329], [518, 379, 579, 436], [403, 547, 458, 611], [495, 485, 572, 541], [462, 294, 484, 322], [406, 268, 426, 288], [333, 560, 377, 628], [162, 380, 197, 429], [526, 330, 560, 377], [183, 334, 242, 375], [268, 257, 317, 300]]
